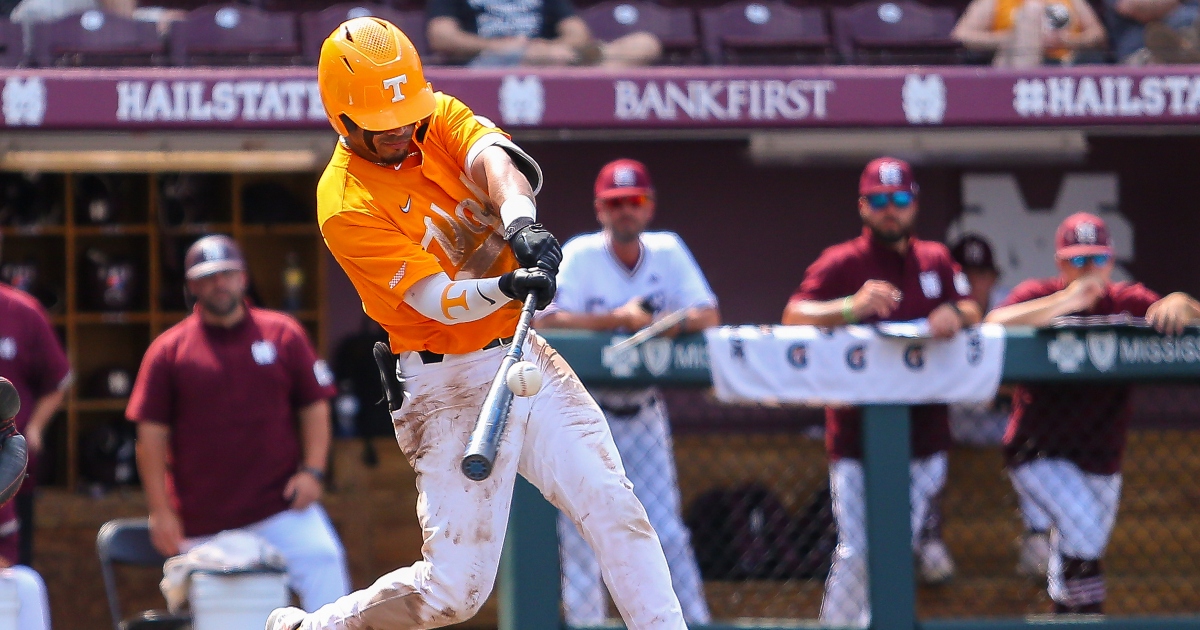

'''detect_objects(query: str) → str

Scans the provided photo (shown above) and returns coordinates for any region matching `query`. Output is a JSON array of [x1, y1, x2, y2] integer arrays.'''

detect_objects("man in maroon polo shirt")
[[127, 235, 350, 612], [782, 157, 981, 628], [0, 244, 70, 566], [986, 212, 1200, 615]]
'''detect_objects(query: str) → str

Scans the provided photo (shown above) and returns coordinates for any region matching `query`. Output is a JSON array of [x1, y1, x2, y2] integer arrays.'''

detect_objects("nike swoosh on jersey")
[[477, 285, 496, 305], [401, 197, 412, 213]]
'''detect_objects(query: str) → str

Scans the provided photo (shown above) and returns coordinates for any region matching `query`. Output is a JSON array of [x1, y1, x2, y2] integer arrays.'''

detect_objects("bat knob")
[[0, 378, 19, 422], [461, 455, 493, 481]]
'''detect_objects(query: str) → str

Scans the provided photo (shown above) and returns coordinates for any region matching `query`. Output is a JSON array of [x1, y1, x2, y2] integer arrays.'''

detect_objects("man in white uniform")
[[537, 158, 717, 626]]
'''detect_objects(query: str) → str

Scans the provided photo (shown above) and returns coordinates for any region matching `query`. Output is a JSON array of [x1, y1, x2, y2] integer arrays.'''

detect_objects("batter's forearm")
[[297, 400, 332, 473], [405, 273, 512, 324]]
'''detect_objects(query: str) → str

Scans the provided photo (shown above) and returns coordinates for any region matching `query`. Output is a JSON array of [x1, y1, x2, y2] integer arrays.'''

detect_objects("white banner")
[[705, 324, 1007, 405]]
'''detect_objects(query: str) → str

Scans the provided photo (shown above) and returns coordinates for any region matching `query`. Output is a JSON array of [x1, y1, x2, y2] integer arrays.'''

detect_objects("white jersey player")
[[538, 158, 718, 626]]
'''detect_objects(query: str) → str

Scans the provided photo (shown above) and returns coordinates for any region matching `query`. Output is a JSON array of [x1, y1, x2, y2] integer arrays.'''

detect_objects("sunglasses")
[[601, 194, 650, 209], [864, 191, 914, 210], [1066, 254, 1111, 268]]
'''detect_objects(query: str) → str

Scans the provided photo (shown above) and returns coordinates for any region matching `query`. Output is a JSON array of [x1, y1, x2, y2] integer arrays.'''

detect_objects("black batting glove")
[[505, 217, 562, 274], [499, 268, 557, 310]]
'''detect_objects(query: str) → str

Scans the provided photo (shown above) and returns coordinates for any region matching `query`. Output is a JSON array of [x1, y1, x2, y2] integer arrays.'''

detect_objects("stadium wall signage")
[[5, 66, 1200, 130]]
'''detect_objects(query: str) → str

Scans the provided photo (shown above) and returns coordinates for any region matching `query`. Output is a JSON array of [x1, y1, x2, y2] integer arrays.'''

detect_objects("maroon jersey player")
[[986, 212, 1200, 615], [783, 157, 981, 627]]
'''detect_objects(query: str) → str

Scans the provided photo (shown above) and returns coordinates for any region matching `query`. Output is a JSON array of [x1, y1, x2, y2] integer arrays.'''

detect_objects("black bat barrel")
[[461, 354, 519, 481]]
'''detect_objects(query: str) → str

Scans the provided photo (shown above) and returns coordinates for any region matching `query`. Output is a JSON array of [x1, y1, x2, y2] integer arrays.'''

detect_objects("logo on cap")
[[965, 242, 985, 265], [879, 162, 903, 186], [1074, 222, 1098, 244], [201, 241, 226, 262], [613, 166, 638, 187]]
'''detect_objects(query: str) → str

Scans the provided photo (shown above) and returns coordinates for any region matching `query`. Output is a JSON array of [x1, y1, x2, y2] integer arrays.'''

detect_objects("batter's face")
[[1057, 255, 1114, 284], [596, 193, 655, 244], [859, 195, 918, 244], [341, 116, 422, 166], [188, 269, 247, 318]]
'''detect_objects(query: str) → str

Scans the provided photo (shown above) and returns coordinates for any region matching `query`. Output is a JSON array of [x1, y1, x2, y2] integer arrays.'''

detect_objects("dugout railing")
[[497, 325, 1200, 630]]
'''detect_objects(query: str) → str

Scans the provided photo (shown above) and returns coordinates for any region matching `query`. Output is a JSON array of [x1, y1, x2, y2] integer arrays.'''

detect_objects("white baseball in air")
[[506, 361, 542, 397]]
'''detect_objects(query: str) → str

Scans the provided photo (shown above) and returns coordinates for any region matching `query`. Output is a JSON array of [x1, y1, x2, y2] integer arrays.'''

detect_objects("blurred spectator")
[[9, 0, 130, 24], [536, 158, 716, 626], [0, 502, 50, 630], [9, 0, 183, 35], [0, 233, 71, 567], [782, 158, 981, 627], [986, 212, 1200, 614], [1107, 0, 1200, 63], [126, 235, 350, 612], [952, 0, 1106, 66], [426, 0, 661, 66]]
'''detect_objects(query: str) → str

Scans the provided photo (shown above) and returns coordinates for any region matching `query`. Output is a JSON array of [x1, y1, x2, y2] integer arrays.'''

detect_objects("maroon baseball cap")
[[1055, 212, 1113, 259], [184, 234, 246, 280], [860, 157, 918, 195], [595, 158, 653, 200]]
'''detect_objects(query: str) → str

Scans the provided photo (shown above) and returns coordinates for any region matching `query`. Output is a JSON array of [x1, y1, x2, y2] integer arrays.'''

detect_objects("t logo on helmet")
[[383, 75, 408, 103]]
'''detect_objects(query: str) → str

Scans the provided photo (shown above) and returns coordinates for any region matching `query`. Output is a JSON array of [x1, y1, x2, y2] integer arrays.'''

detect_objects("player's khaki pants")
[[305, 332, 686, 630]]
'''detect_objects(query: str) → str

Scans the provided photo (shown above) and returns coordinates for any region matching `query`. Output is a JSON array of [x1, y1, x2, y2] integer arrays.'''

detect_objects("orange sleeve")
[[427, 93, 510, 171], [320, 207, 445, 312]]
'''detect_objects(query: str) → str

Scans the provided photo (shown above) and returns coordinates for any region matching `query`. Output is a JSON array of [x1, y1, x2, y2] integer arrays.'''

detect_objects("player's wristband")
[[500, 196, 537, 233], [298, 465, 325, 483], [842, 296, 859, 324]]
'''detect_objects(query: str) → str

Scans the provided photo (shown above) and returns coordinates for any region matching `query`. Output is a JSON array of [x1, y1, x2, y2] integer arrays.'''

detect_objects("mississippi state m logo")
[[3, 77, 46, 127], [902, 74, 946, 125]]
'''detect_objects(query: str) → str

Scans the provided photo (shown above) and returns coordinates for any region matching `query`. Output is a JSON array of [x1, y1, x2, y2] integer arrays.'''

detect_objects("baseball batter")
[[783, 158, 981, 628], [268, 18, 686, 630], [985, 212, 1200, 614], [536, 158, 716, 625]]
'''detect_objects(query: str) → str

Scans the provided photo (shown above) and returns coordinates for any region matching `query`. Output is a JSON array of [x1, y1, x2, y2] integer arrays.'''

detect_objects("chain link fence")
[[559, 383, 1200, 626]]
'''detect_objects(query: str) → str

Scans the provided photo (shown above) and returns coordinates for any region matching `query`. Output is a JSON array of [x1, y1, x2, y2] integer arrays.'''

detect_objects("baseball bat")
[[461, 292, 539, 482], [605, 306, 690, 355], [0, 378, 28, 507]]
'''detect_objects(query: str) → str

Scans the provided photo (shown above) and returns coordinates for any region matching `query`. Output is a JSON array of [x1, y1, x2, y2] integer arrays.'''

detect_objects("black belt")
[[418, 336, 513, 364]]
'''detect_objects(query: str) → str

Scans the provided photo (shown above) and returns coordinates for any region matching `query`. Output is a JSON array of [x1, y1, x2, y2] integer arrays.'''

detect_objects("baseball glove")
[[0, 377, 29, 507]]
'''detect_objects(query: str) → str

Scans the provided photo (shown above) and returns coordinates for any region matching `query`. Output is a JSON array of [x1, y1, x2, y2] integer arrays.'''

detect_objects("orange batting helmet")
[[317, 17, 436, 136]]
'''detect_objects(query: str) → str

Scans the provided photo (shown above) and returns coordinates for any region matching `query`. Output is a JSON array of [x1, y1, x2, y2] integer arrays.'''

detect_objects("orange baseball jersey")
[[317, 92, 538, 354]]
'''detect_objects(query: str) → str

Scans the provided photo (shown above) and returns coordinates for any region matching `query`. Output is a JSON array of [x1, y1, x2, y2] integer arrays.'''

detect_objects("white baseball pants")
[[305, 332, 685, 630], [820, 452, 947, 628], [1009, 459, 1121, 606], [0, 565, 49, 630], [558, 397, 711, 625], [182, 503, 351, 612]]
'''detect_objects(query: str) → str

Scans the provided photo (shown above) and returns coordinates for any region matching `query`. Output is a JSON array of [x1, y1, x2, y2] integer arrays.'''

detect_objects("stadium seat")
[[32, 10, 165, 67], [300, 3, 429, 65], [169, 3, 299, 66], [831, 0, 961, 64], [698, 1, 833, 65], [580, 0, 703, 65], [0, 18, 23, 67], [97, 518, 192, 630]]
